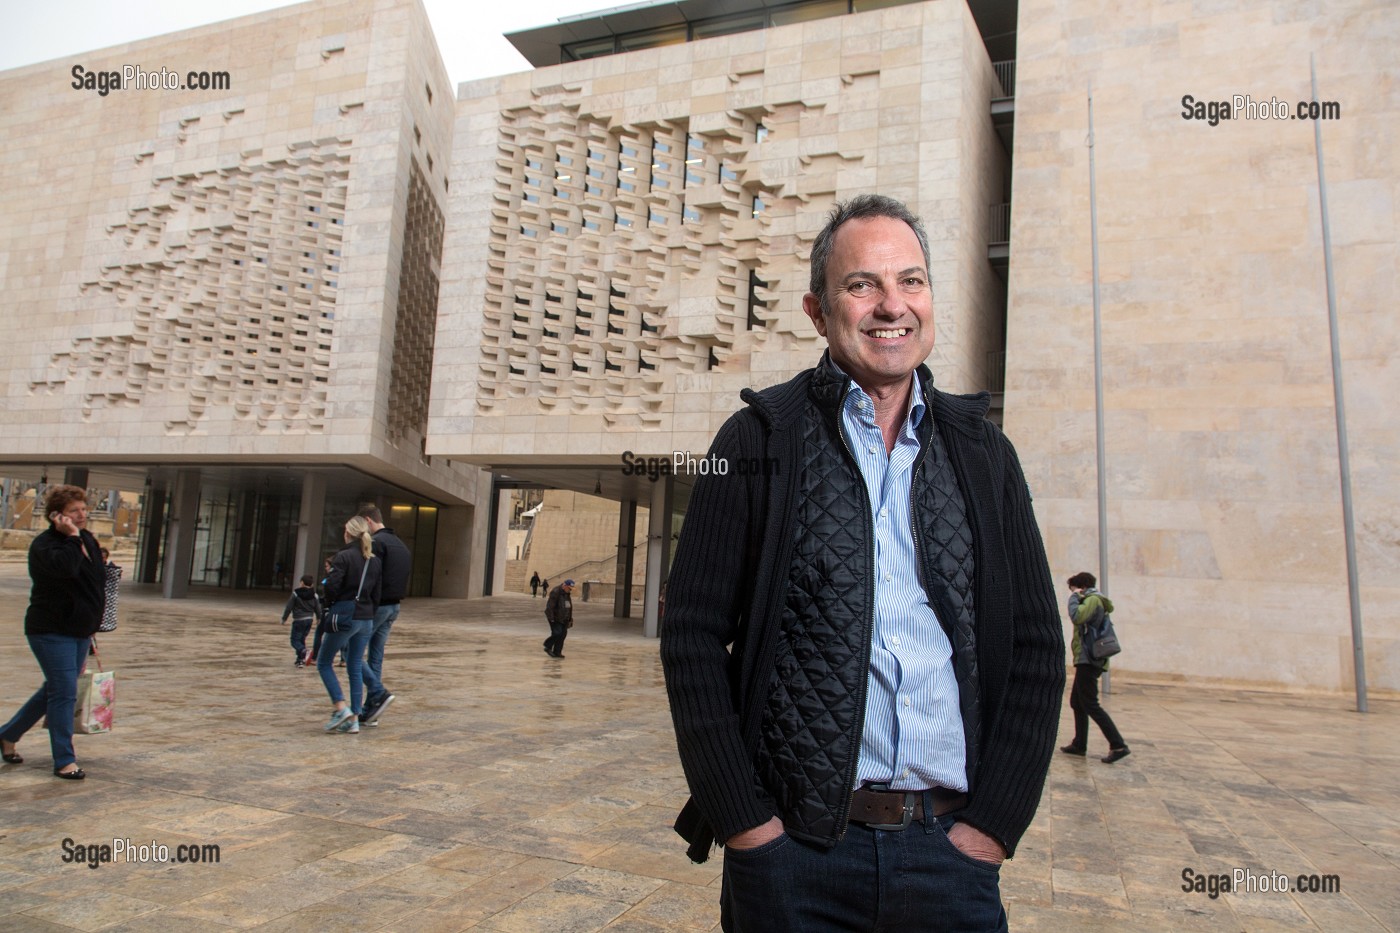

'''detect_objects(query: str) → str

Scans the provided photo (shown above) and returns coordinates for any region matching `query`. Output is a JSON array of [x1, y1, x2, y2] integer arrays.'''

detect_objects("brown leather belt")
[[849, 784, 967, 831]]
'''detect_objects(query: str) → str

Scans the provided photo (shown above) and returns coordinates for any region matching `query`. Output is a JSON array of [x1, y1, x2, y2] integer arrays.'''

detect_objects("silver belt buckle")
[[862, 783, 916, 831]]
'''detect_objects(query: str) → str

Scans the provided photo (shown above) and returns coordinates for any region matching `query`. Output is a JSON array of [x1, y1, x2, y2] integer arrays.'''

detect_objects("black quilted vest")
[[754, 363, 982, 846]]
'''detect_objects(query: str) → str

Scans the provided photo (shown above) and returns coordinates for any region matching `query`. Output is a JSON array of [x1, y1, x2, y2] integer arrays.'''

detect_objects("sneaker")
[[294, 660, 304, 668], [363, 694, 394, 726], [325, 707, 355, 732], [337, 717, 360, 734]]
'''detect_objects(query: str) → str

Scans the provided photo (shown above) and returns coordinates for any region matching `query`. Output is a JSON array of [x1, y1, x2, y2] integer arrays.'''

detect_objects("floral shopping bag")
[[74, 669, 116, 734], [42, 641, 115, 734]]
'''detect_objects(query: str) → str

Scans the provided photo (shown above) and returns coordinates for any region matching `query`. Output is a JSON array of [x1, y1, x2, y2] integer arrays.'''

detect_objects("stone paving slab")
[[0, 566, 1396, 931]]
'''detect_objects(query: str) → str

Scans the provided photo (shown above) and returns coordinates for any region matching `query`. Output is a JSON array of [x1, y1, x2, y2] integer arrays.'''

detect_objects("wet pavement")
[[0, 562, 1396, 931]]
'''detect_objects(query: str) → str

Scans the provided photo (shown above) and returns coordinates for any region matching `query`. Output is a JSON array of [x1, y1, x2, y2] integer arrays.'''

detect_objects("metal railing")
[[986, 350, 1007, 394], [989, 203, 1012, 246], [993, 60, 1016, 100]]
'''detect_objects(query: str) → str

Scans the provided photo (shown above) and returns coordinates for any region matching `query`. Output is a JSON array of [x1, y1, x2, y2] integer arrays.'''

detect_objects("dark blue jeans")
[[0, 633, 91, 770], [360, 603, 399, 704], [721, 812, 1006, 932], [316, 617, 371, 713]]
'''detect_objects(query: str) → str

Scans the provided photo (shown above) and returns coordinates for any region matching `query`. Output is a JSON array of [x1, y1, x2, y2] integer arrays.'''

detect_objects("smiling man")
[[662, 194, 1064, 931]]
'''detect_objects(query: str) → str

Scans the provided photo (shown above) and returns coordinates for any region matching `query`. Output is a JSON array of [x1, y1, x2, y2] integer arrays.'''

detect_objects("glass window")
[[852, 0, 913, 11], [565, 36, 617, 60], [619, 24, 687, 52], [692, 11, 765, 40], [774, 0, 849, 26]]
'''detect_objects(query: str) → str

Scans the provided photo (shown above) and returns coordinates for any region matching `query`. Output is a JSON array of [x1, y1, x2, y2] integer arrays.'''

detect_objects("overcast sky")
[[0, 0, 601, 89]]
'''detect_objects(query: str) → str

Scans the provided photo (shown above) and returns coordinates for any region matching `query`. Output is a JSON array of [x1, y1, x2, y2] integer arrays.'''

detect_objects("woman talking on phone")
[[0, 485, 105, 780]]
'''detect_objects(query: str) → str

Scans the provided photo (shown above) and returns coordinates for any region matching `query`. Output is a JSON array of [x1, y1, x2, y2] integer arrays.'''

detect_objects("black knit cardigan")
[[661, 358, 1064, 863]]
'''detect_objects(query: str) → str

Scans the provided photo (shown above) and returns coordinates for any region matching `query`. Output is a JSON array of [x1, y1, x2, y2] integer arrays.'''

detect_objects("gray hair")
[[808, 194, 931, 315]]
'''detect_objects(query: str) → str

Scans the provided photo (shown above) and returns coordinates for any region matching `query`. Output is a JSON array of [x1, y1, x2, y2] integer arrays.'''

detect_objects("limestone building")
[[430, 0, 1397, 693], [1002, 0, 1397, 694], [430, 0, 1014, 633], [0, 0, 488, 595], [2, 0, 1395, 694]]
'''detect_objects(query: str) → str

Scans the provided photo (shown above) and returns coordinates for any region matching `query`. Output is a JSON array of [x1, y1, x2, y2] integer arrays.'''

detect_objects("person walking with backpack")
[[1061, 572, 1130, 763]]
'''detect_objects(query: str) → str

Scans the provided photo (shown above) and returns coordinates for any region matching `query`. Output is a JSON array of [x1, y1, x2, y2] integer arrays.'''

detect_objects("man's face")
[[802, 215, 935, 394]]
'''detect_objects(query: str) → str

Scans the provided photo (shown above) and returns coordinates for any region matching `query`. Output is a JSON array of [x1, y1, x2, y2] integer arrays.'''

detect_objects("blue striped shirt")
[[838, 371, 967, 793]]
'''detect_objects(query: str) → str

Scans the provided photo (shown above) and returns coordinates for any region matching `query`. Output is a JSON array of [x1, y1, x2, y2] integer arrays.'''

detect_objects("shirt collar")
[[831, 361, 926, 431]]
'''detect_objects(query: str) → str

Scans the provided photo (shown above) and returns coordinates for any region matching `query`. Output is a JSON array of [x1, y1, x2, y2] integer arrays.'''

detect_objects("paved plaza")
[[0, 562, 1397, 932]]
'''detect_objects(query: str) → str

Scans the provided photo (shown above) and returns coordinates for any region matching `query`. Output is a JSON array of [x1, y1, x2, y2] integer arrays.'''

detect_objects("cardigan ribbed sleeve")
[[661, 412, 778, 848], [956, 427, 1065, 856]]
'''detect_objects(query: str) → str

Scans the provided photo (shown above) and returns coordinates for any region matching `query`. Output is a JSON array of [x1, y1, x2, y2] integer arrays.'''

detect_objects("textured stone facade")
[[0, 0, 477, 506], [1004, 0, 1399, 692], [428, 0, 1008, 463]]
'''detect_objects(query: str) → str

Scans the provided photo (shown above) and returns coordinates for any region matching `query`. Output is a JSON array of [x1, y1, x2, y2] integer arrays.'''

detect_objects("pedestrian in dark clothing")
[[530, 571, 541, 597], [1061, 571, 1130, 763], [355, 504, 411, 726], [281, 575, 321, 667], [543, 580, 575, 658], [1, 485, 105, 780]]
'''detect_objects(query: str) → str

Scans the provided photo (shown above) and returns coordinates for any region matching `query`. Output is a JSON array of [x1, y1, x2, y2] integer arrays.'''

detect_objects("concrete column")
[[434, 503, 477, 599], [643, 475, 674, 639], [491, 488, 512, 597], [294, 473, 327, 581], [463, 470, 493, 598], [614, 499, 637, 618], [160, 469, 201, 599]]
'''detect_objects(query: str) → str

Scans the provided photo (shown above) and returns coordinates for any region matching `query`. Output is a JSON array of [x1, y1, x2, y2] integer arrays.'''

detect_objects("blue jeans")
[[1, 633, 92, 770], [316, 617, 371, 713], [720, 812, 1006, 932], [361, 603, 399, 703]]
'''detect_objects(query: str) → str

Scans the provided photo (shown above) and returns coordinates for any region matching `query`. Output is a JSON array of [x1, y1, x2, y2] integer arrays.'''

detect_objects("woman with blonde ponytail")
[[317, 515, 382, 734]]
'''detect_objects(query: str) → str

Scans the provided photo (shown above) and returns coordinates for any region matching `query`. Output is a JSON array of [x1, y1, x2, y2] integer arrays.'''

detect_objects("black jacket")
[[26, 528, 106, 638], [282, 586, 322, 623], [325, 544, 382, 621], [545, 585, 573, 626], [370, 527, 412, 604], [661, 354, 1064, 862]]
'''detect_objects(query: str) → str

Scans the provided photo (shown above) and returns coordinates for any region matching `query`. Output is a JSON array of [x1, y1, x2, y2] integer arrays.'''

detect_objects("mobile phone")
[[49, 512, 59, 522]]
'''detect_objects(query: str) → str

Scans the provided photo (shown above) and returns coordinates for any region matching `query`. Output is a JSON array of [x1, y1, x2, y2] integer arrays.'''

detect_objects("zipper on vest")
[[833, 381, 875, 841]]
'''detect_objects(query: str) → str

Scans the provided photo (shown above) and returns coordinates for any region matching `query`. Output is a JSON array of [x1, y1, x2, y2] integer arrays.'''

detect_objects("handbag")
[[74, 643, 115, 734], [326, 558, 370, 633], [99, 563, 122, 632], [1090, 613, 1122, 660]]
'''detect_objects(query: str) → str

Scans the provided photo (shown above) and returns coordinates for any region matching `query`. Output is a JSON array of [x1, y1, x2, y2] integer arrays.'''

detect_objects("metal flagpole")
[[1311, 54, 1367, 712], [1088, 81, 1110, 693]]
